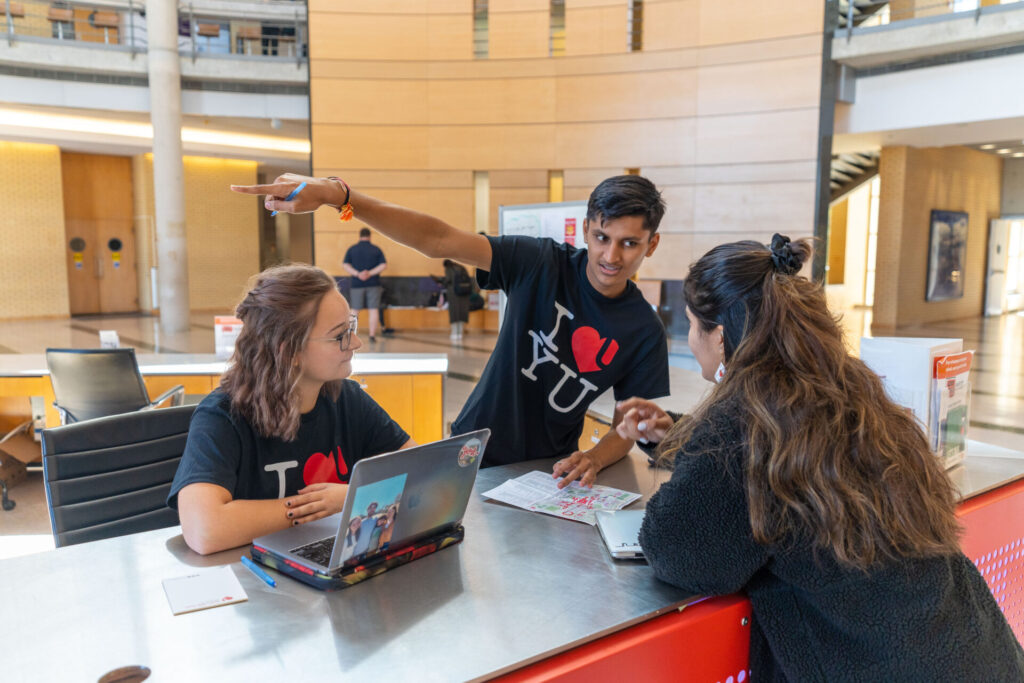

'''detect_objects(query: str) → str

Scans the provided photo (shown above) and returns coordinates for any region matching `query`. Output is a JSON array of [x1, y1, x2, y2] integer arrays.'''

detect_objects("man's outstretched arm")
[[232, 174, 492, 270]]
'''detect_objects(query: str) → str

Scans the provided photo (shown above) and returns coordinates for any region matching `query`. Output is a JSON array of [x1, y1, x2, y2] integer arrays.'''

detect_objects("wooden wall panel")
[[429, 125, 557, 169], [693, 181, 816, 235], [642, 0, 699, 52], [312, 125, 430, 169], [695, 109, 820, 165], [696, 56, 823, 116], [427, 78, 557, 124], [566, 3, 629, 57], [309, 14, 435, 61], [556, 118, 696, 168], [310, 79, 429, 125], [698, 0, 824, 46], [555, 69, 697, 121], [490, 1, 549, 60]]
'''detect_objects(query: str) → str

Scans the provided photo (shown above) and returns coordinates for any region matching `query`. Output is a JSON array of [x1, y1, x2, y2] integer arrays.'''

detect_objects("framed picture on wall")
[[926, 210, 969, 302]]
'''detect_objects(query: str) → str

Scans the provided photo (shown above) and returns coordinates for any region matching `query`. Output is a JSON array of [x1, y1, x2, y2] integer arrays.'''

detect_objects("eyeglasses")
[[311, 313, 359, 351]]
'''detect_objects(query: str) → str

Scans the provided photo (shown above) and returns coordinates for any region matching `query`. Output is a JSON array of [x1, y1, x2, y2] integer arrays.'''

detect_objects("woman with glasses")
[[169, 264, 415, 555]]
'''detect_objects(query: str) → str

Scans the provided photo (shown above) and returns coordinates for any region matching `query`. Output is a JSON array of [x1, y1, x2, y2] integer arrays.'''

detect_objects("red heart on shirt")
[[303, 447, 348, 486], [571, 326, 619, 373]]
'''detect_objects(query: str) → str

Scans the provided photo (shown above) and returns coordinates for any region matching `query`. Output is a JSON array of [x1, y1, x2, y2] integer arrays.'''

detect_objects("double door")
[[61, 153, 139, 315]]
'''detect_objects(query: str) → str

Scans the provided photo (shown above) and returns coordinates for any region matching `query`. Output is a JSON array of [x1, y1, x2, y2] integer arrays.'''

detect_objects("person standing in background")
[[343, 228, 387, 342], [434, 259, 473, 342]]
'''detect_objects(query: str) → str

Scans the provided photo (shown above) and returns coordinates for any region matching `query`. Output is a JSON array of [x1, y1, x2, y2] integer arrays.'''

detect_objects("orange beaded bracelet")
[[326, 176, 354, 221]]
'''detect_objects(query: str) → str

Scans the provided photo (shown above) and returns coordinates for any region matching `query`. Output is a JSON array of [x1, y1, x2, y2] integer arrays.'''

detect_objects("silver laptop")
[[595, 509, 645, 559], [252, 429, 490, 588]]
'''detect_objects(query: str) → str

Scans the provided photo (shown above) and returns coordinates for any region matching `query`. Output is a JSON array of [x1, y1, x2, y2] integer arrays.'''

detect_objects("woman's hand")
[[552, 450, 601, 489], [615, 397, 674, 444], [230, 173, 347, 215], [286, 482, 349, 525]]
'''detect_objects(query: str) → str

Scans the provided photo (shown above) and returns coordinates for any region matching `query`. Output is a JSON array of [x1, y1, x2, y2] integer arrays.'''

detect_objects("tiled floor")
[[2, 308, 1023, 557]]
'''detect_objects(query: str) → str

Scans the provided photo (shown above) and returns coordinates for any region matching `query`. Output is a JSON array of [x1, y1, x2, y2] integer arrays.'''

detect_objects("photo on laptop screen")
[[339, 473, 408, 565]]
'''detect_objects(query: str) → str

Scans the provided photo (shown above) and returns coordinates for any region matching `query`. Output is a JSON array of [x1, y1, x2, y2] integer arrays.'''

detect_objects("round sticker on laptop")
[[458, 438, 482, 467]]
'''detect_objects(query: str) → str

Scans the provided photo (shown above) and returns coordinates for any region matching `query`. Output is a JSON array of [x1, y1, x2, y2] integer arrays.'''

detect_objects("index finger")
[[230, 182, 295, 197]]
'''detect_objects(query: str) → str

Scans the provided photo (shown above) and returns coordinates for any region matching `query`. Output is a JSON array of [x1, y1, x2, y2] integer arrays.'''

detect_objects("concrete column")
[[146, 0, 190, 333]]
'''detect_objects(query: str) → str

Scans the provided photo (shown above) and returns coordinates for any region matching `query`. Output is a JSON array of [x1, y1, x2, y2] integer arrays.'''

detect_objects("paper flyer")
[[162, 565, 248, 616], [482, 470, 641, 525]]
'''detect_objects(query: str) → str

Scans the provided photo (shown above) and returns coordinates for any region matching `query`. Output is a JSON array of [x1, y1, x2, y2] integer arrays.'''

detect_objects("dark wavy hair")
[[659, 235, 961, 570], [220, 264, 342, 440], [586, 175, 666, 233]]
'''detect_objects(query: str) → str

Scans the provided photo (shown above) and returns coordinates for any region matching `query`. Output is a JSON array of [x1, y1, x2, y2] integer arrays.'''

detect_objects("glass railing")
[[2, 0, 307, 62], [838, 0, 1024, 33]]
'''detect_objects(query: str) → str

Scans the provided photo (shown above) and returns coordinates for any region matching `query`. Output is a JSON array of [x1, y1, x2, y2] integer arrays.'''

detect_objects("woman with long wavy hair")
[[616, 235, 1024, 680], [168, 264, 414, 555]]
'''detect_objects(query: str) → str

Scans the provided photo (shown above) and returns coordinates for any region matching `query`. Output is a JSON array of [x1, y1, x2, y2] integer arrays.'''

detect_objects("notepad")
[[162, 566, 248, 615]]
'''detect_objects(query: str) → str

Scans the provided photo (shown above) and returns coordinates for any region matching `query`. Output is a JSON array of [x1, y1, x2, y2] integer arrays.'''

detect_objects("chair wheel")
[[2, 499, 14, 511]]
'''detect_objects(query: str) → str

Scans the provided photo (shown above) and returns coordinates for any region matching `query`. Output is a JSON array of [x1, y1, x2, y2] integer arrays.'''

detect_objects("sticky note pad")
[[162, 565, 249, 615]]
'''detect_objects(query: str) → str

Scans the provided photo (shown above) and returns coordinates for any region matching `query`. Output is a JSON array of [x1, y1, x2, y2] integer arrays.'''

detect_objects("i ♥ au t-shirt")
[[167, 382, 408, 507], [451, 235, 670, 467]]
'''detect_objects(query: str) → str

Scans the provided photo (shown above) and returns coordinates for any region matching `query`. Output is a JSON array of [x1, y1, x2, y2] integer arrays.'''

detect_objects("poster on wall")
[[926, 210, 968, 302]]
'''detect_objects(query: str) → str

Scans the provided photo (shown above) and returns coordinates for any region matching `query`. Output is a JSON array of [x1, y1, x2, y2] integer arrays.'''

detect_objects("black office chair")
[[41, 404, 195, 548], [45, 348, 185, 424]]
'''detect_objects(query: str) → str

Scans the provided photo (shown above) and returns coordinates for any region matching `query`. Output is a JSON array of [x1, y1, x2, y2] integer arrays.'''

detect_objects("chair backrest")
[[46, 348, 151, 423], [41, 404, 196, 548]]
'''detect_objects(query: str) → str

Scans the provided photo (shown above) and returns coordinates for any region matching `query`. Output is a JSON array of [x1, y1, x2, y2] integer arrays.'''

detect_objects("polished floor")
[[2, 308, 1023, 558]]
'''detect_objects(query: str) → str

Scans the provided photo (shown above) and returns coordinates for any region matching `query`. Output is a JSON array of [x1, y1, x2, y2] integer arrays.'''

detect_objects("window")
[[548, 171, 564, 203], [550, 0, 565, 57], [474, 0, 488, 59], [474, 171, 490, 234], [628, 0, 643, 52]]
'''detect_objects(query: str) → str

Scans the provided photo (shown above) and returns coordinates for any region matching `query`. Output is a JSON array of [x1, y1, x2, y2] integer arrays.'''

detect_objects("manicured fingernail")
[[638, 422, 647, 431], [287, 512, 293, 518], [292, 521, 298, 526], [285, 501, 291, 507]]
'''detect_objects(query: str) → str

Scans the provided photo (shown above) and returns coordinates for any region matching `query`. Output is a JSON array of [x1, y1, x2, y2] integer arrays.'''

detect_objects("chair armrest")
[[148, 385, 185, 409]]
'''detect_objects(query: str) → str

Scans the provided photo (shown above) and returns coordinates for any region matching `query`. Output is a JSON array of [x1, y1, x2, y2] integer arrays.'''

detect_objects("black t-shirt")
[[167, 380, 408, 508], [452, 235, 670, 467], [343, 241, 386, 288]]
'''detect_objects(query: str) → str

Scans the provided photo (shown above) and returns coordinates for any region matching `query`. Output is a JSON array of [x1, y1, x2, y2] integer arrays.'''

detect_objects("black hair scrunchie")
[[769, 233, 801, 275]]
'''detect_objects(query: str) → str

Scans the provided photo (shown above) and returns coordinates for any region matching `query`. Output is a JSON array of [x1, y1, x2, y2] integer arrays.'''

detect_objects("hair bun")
[[769, 233, 802, 275]]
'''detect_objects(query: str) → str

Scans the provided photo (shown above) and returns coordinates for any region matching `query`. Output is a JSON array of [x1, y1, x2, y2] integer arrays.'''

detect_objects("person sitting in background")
[[168, 264, 414, 555], [433, 259, 473, 342], [616, 235, 1024, 680]]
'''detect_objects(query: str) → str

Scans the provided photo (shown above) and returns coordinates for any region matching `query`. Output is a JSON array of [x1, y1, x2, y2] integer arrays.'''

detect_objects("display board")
[[497, 201, 588, 328], [499, 201, 588, 247]]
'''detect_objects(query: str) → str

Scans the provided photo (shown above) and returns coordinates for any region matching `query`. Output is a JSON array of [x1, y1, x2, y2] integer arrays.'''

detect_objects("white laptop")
[[595, 509, 646, 559]]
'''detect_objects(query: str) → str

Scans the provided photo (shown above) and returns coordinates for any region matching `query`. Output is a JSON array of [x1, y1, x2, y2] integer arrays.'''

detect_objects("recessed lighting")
[[980, 144, 996, 149], [1013, 153, 1024, 158], [997, 149, 1012, 154]]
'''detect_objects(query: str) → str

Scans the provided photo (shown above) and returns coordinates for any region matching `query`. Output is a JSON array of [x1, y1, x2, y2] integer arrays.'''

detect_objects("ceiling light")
[[980, 144, 996, 150], [0, 108, 310, 155], [997, 148, 1012, 154], [1013, 153, 1024, 158]]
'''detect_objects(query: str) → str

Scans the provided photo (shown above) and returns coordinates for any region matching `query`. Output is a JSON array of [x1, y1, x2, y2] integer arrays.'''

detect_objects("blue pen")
[[240, 554, 277, 588], [271, 181, 307, 216]]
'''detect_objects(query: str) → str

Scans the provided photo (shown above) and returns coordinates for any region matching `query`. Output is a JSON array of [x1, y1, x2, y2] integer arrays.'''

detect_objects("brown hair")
[[660, 235, 961, 570], [220, 264, 342, 440]]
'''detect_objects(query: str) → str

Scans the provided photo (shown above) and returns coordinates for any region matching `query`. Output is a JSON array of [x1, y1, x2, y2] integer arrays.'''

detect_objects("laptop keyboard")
[[290, 536, 335, 566]]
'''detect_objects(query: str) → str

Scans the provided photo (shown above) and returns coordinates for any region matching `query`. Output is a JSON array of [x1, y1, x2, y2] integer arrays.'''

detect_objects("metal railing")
[[3, 0, 306, 65], [840, 0, 1024, 38]]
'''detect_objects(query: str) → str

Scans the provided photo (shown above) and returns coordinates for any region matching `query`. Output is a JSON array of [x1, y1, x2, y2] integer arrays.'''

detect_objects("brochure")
[[481, 470, 641, 525]]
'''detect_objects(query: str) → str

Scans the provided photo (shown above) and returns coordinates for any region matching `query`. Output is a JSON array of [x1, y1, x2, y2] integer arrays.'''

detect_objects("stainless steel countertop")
[[0, 453, 692, 682], [0, 352, 448, 377]]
